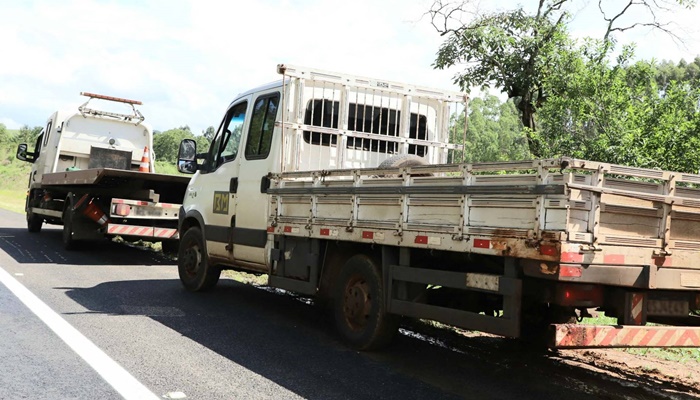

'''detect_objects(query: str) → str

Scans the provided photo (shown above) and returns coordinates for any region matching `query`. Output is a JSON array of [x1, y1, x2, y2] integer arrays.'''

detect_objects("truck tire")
[[377, 154, 431, 177], [27, 211, 43, 233], [62, 206, 78, 250], [377, 154, 429, 169], [333, 254, 399, 350], [178, 227, 220, 292]]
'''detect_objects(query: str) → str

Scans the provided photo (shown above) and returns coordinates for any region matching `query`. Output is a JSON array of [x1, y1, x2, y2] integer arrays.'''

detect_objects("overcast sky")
[[2, 0, 699, 135]]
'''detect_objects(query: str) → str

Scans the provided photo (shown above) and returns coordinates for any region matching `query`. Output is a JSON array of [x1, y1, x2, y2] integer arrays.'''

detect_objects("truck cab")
[[176, 64, 465, 287], [17, 92, 154, 182]]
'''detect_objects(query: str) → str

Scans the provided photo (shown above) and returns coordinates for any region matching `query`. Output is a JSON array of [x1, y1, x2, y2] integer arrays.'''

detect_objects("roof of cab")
[[227, 78, 286, 108]]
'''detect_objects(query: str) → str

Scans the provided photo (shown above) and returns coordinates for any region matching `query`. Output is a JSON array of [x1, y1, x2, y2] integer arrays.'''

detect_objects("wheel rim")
[[342, 275, 372, 331], [182, 241, 202, 278]]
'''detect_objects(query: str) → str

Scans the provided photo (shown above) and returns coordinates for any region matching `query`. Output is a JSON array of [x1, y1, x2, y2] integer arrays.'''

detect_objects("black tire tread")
[[333, 254, 399, 351], [178, 227, 220, 292]]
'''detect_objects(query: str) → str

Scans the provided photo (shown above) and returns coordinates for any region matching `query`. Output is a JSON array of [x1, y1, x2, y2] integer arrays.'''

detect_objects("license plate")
[[647, 299, 689, 317]]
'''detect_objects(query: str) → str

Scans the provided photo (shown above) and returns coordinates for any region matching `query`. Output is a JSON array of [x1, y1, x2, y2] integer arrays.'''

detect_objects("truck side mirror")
[[16, 143, 35, 163], [177, 139, 198, 174]]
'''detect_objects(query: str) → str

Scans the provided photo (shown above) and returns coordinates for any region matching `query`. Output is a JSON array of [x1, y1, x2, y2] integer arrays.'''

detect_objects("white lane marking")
[[0, 266, 159, 400], [163, 392, 187, 399], [14, 273, 24, 276]]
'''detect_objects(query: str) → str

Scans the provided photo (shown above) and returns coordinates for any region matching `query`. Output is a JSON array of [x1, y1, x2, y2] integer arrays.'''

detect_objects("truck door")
[[231, 90, 281, 268], [195, 98, 249, 259]]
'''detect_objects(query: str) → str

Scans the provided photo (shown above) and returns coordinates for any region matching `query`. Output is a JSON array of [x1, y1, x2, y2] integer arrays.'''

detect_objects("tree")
[[450, 92, 530, 163], [0, 123, 7, 144], [533, 41, 700, 173], [17, 125, 43, 145], [153, 128, 195, 163], [195, 135, 210, 153], [153, 127, 212, 163], [429, 0, 695, 156], [202, 126, 216, 143]]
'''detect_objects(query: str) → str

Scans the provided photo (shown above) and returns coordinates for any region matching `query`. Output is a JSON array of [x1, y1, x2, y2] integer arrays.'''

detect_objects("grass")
[[154, 160, 189, 176], [0, 143, 31, 214], [222, 270, 268, 286], [0, 189, 25, 214]]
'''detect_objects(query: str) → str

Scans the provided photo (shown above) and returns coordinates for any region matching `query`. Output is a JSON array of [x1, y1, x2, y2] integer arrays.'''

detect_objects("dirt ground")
[[554, 347, 700, 399], [239, 275, 700, 399], [416, 323, 700, 399]]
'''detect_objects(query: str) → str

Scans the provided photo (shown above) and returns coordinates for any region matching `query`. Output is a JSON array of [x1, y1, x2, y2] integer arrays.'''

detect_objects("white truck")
[[16, 92, 190, 251], [175, 64, 700, 350]]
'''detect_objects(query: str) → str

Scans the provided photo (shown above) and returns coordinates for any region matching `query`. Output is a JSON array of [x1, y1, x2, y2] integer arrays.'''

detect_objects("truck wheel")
[[333, 254, 399, 350], [62, 206, 78, 250], [377, 154, 431, 177], [27, 211, 43, 233], [377, 154, 429, 169], [178, 227, 220, 292]]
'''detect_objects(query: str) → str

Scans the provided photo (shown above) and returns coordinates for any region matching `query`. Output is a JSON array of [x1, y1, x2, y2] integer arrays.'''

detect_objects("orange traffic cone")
[[83, 200, 109, 227], [139, 146, 150, 172]]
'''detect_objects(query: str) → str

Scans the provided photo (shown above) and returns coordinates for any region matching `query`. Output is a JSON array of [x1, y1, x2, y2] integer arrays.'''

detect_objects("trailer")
[[16, 92, 190, 251], [174, 64, 700, 350]]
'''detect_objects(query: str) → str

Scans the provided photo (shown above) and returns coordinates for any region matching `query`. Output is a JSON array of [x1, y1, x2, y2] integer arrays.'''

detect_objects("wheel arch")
[[180, 209, 205, 235]]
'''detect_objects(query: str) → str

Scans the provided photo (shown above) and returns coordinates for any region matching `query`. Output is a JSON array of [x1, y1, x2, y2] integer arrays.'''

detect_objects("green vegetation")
[[0, 190, 25, 214], [0, 127, 32, 214], [153, 126, 210, 163], [449, 92, 530, 163], [222, 270, 268, 286], [432, 0, 700, 173], [0, 122, 211, 216]]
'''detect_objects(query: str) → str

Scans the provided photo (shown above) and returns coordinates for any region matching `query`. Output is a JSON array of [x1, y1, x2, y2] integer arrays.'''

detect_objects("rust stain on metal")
[[539, 262, 559, 275]]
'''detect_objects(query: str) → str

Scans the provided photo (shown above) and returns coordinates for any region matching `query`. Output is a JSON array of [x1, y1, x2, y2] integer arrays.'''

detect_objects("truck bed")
[[41, 168, 190, 204], [268, 157, 700, 291]]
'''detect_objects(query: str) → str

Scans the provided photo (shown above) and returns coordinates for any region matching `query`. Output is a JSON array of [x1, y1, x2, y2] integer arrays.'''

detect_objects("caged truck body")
[[16, 92, 190, 251], [175, 64, 700, 350]]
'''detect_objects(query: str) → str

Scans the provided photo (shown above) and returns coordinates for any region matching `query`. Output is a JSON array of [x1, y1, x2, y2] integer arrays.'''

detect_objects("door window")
[[43, 121, 52, 147], [245, 93, 279, 159], [207, 101, 248, 171]]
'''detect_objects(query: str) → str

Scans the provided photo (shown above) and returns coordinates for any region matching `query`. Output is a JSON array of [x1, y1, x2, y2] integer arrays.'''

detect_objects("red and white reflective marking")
[[111, 199, 180, 208], [283, 226, 300, 234], [473, 239, 490, 249], [153, 228, 178, 238], [107, 224, 177, 239], [540, 245, 557, 256], [631, 293, 644, 325], [319, 228, 338, 237], [561, 252, 584, 263], [361, 231, 384, 241], [604, 254, 625, 264], [415, 235, 441, 245], [559, 266, 582, 278], [553, 324, 700, 348]]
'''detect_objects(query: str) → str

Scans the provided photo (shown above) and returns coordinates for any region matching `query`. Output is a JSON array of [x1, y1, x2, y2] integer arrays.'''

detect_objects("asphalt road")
[[0, 207, 697, 400]]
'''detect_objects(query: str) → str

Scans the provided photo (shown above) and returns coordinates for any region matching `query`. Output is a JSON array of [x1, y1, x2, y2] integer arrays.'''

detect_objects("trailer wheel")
[[333, 254, 398, 350], [27, 211, 43, 233], [178, 227, 220, 292], [62, 206, 77, 250]]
